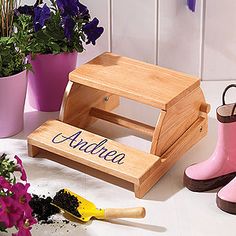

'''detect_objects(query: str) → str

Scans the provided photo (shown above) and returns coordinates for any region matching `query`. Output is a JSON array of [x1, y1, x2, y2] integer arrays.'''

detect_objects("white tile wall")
[[21, 0, 236, 81], [111, 0, 157, 64], [202, 0, 236, 80], [158, 0, 203, 77]]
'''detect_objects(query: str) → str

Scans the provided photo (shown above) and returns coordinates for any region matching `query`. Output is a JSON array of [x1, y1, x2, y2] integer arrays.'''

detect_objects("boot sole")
[[216, 195, 236, 214], [183, 171, 236, 192]]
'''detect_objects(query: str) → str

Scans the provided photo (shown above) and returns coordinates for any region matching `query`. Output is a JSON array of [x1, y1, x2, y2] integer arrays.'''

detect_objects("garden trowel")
[[52, 188, 146, 222]]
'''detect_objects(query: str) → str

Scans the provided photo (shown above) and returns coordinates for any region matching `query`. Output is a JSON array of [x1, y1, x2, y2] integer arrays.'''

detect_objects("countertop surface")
[[1, 80, 236, 236]]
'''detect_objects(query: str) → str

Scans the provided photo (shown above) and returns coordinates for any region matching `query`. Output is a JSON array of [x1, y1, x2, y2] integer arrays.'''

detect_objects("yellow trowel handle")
[[104, 207, 146, 219]]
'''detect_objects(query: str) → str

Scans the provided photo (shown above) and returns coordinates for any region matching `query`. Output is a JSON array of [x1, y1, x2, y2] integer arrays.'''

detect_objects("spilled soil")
[[29, 194, 60, 224]]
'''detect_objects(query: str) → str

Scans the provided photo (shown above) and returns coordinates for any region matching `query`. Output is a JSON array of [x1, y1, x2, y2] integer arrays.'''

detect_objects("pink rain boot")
[[184, 84, 236, 192], [217, 177, 236, 214]]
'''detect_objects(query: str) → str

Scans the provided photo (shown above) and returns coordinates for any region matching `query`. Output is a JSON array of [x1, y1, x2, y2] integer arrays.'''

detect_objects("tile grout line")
[[155, 0, 159, 65], [108, 0, 112, 52], [199, 0, 206, 80]]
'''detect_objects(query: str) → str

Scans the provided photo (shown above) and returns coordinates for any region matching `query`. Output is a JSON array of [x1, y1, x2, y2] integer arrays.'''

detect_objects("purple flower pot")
[[0, 70, 27, 138], [28, 52, 77, 112]]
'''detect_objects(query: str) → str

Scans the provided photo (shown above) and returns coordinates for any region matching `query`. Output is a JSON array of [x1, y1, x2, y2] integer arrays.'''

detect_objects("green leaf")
[[0, 55, 2, 73], [0, 37, 9, 43], [7, 37, 15, 44], [61, 45, 68, 52], [0, 222, 7, 232], [25, 63, 32, 71], [0, 40, 25, 77]]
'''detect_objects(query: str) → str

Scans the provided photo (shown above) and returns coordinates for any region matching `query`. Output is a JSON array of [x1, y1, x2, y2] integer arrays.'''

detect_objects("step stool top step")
[[28, 120, 160, 184], [70, 52, 200, 110]]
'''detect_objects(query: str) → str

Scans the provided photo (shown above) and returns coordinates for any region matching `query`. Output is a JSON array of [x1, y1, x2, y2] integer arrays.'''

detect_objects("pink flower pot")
[[28, 52, 77, 112], [0, 70, 27, 138]]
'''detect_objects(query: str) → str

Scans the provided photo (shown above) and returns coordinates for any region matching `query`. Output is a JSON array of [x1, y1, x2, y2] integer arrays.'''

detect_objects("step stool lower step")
[[27, 120, 161, 198]]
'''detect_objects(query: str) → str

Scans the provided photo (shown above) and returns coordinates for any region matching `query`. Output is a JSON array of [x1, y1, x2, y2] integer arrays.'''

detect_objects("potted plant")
[[15, 0, 104, 112], [0, 0, 28, 138]]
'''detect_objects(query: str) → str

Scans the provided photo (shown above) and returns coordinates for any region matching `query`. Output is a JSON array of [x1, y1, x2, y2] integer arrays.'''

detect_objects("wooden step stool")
[[28, 52, 210, 198]]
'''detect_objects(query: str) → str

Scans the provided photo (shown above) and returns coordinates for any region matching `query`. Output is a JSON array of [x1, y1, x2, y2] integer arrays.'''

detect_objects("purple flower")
[[33, 4, 51, 32], [82, 18, 104, 45], [14, 155, 27, 181], [78, 2, 89, 19], [11, 183, 31, 210], [0, 176, 11, 190], [13, 227, 32, 236], [187, 0, 196, 12], [10, 182, 36, 236], [17, 214, 37, 228], [15, 5, 34, 16], [63, 16, 76, 41], [14, 214, 37, 236], [0, 197, 22, 228], [0, 197, 7, 213], [56, 0, 79, 17]]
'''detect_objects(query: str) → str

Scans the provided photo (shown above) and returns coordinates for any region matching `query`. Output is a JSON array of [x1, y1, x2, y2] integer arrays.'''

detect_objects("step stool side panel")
[[150, 110, 167, 155], [159, 116, 208, 178], [59, 81, 119, 129], [161, 117, 208, 162], [154, 87, 208, 156], [135, 116, 208, 198]]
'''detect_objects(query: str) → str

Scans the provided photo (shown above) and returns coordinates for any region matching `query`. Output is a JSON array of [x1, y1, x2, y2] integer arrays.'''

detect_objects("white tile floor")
[[1, 80, 236, 236]]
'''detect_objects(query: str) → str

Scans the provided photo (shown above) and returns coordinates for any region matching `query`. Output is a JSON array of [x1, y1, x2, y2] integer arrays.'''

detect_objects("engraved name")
[[52, 131, 125, 165]]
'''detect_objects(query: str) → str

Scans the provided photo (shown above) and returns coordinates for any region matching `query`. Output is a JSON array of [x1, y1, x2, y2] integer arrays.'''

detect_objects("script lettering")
[[52, 131, 126, 165]]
